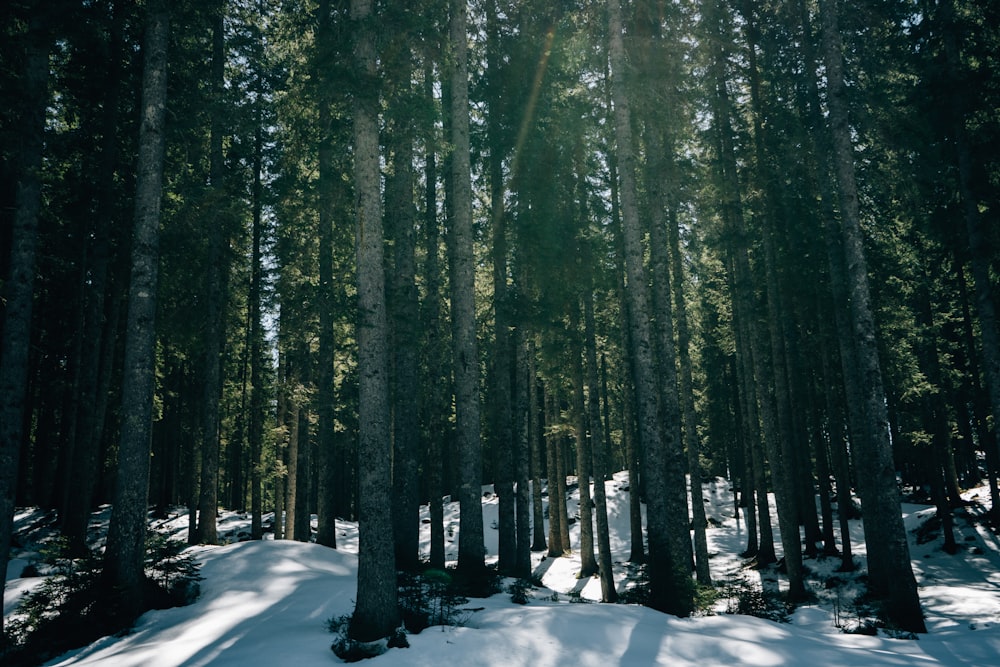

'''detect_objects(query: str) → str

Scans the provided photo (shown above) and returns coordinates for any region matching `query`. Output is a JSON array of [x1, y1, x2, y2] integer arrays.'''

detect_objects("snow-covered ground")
[[6, 473, 1000, 666]]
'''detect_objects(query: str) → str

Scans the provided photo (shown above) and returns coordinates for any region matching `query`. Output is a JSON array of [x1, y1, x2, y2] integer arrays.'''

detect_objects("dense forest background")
[[2, 0, 999, 644]]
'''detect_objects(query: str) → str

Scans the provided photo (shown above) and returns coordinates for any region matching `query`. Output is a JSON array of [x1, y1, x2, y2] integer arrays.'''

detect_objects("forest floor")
[[5, 472, 1000, 666]]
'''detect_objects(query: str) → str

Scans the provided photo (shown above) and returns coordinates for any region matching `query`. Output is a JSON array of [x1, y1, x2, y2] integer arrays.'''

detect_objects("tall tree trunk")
[[62, 1, 123, 555], [546, 387, 565, 557], [388, 50, 421, 571], [584, 290, 617, 602], [529, 343, 547, 553], [485, 0, 517, 576], [315, 0, 338, 550], [572, 305, 597, 578], [421, 64, 447, 569], [701, 0, 776, 566], [348, 0, 398, 641], [740, 1, 807, 600], [294, 388, 312, 542], [668, 212, 711, 586], [818, 0, 925, 632], [606, 143, 644, 565], [513, 324, 533, 575], [249, 108, 265, 541], [0, 7, 49, 635], [448, 0, 486, 578], [608, 0, 693, 616], [820, 342, 855, 570], [195, 3, 227, 546], [284, 377, 300, 541], [102, 0, 170, 621]]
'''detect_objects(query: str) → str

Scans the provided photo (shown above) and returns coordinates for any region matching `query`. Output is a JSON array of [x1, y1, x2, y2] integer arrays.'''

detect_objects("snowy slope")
[[5, 474, 1000, 666]]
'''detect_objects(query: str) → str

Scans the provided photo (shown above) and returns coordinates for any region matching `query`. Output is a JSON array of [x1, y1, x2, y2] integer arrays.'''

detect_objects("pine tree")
[[102, 0, 170, 621], [0, 1, 50, 635], [608, 0, 693, 616], [348, 0, 399, 641], [818, 0, 925, 633], [448, 0, 486, 579]]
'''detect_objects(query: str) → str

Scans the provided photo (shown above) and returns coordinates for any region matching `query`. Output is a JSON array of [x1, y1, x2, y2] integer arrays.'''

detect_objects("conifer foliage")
[[3, 0, 1000, 644]]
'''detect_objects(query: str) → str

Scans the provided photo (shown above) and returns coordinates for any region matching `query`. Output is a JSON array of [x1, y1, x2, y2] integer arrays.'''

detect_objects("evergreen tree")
[[347, 0, 399, 642], [102, 0, 170, 621]]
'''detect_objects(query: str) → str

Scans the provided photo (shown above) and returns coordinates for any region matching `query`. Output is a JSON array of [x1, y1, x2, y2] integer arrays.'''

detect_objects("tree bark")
[[546, 387, 566, 557], [421, 64, 447, 569], [195, 3, 228, 546], [485, 0, 517, 576], [584, 290, 617, 602], [249, 107, 265, 540], [449, 0, 486, 578], [572, 305, 597, 578], [818, 0, 925, 632], [348, 0, 399, 641], [608, 0, 693, 616], [102, 0, 170, 621], [529, 343, 547, 553], [668, 212, 712, 586], [0, 6, 49, 635], [315, 0, 338, 550], [387, 48, 421, 570], [513, 324, 533, 576]]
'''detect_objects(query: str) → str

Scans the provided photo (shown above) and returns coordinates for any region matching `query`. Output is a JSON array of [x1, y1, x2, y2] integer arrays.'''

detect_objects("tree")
[[102, 0, 170, 621], [194, 0, 229, 546], [448, 0, 486, 579], [314, 0, 340, 551], [584, 288, 617, 602], [347, 0, 399, 642], [607, 0, 694, 617], [420, 56, 449, 570], [818, 0, 925, 633], [385, 8, 421, 570], [0, 0, 50, 635], [485, 0, 517, 577]]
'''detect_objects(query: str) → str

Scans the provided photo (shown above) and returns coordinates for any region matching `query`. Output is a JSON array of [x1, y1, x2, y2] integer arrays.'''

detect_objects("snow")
[[6, 473, 1000, 666]]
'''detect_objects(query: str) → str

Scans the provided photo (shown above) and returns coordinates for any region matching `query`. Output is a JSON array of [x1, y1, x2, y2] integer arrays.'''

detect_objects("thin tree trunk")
[[572, 306, 597, 578], [546, 387, 565, 557], [195, 4, 227, 546], [387, 49, 420, 570], [608, 148, 645, 565], [821, 343, 854, 570], [249, 108, 265, 541], [102, 0, 169, 621], [668, 212, 711, 586], [513, 324, 533, 576], [422, 63, 447, 569], [448, 0, 486, 578], [315, 0, 338, 550], [294, 392, 312, 542], [585, 290, 617, 602], [0, 8, 49, 634], [284, 376, 300, 541], [529, 344, 547, 553], [485, 0, 517, 576]]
